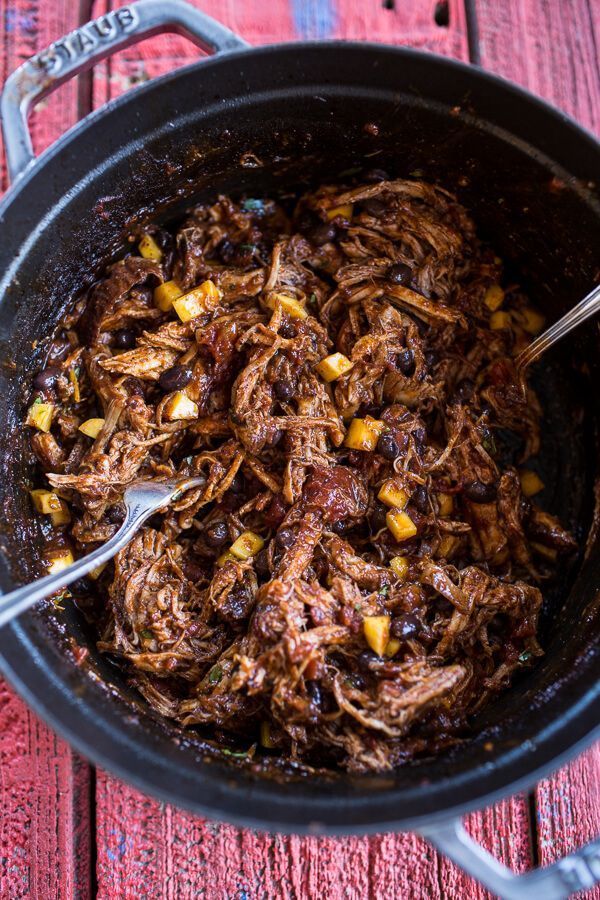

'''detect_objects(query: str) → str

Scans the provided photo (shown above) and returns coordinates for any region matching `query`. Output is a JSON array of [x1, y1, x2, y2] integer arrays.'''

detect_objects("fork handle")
[[0, 506, 151, 628]]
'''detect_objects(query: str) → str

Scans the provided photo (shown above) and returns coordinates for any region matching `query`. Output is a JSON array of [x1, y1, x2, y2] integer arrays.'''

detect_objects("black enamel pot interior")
[[0, 39, 599, 834]]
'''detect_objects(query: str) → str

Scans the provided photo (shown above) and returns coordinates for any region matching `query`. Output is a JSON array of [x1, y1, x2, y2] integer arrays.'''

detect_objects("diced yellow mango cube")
[[386, 509, 417, 542], [436, 534, 460, 559], [163, 391, 199, 421], [138, 234, 163, 261], [437, 492, 454, 516], [172, 280, 223, 322], [260, 721, 276, 749], [484, 284, 505, 311], [517, 307, 545, 335], [50, 501, 71, 527], [343, 417, 385, 451], [316, 352, 354, 382], [378, 480, 409, 509], [363, 615, 390, 656], [154, 280, 183, 312], [230, 531, 264, 560], [88, 561, 107, 580], [30, 489, 62, 514], [266, 292, 308, 319], [389, 556, 409, 579], [68, 368, 81, 403], [520, 469, 544, 497], [490, 311, 512, 330], [384, 638, 402, 657], [47, 549, 74, 575], [79, 417, 105, 439], [26, 401, 54, 433], [326, 203, 353, 221], [216, 551, 236, 567]]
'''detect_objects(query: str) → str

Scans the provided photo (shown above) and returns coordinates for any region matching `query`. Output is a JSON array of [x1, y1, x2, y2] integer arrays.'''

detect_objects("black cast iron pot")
[[0, 2, 599, 896]]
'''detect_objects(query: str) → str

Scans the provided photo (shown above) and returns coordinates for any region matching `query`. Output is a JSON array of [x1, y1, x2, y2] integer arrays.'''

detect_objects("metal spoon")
[[515, 283, 600, 371], [0, 475, 205, 629]]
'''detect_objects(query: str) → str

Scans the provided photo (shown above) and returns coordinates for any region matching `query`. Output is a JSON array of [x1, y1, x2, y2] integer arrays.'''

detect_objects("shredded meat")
[[26, 177, 575, 773]]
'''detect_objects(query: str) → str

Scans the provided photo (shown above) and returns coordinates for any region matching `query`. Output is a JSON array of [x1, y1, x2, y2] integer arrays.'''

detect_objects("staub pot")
[[0, 2, 599, 897]]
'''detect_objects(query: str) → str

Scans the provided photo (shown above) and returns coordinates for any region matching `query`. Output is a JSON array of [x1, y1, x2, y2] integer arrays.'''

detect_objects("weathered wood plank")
[[474, 0, 600, 135], [0, 4, 93, 899], [0, 680, 91, 899], [475, 0, 600, 890], [535, 745, 600, 897], [0, 0, 87, 191]]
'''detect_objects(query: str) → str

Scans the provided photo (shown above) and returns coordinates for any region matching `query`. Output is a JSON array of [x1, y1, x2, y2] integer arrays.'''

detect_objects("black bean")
[[377, 432, 400, 460], [364, 168, 389, 183], [279, 321, 296, 339], [358, 650, 379, 672], [218, 238, 236, 264], [32, 366, 61, 393], [412, 484, 429, 514], [158, 365, 193, 393], [123, 376, 145, 397], [424, 350, 438, 369], [397, 348, 416, 376], [268, 428, 284, 447], [254, 549, 270, 578], [206, 522, 229, 547], [361, 197, 387, 217], [331, 520, 349, 535], [273, 379, 294, 402], [106, 504, 125, 525], [370, 502, 388, 532], [391, 613, 422, 640], [306, 679, 323, 707], [464, 480, 497, 503], [297, 211, 317, 233], [387, 263, 412, 285], [455, 378, 474, 402], [113, 328, 136, 350], [276, 527, 295, 551], [309, 222, 337, 246]]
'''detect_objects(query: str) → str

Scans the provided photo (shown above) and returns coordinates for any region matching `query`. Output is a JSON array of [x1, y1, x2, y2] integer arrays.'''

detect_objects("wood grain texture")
[[0, 0, 597, 897], [0, 0, 87, 191], [474, 0, 600, 135], [0, 2, 94, 897], [0, 681, 91, 898], [476, 1, 600, 892]]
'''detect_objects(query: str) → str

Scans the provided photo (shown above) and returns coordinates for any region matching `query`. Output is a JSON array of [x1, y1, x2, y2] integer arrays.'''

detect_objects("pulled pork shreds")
[[27, 178, 576, 772]]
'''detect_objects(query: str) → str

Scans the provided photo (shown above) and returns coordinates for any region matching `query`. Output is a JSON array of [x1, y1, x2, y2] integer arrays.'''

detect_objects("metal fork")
[[0, 475, 205, 629], [515, 282, 600, 371]]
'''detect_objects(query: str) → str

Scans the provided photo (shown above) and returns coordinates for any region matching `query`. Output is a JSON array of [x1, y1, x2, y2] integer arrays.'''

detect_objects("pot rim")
[[0, 39, 599, 831]]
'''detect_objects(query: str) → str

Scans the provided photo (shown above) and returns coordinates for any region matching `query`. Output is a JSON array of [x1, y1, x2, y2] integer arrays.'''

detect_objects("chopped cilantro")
[[208, 664, 223, 684], [239, 243, 256, 252], [519, 650, 532, 663], [241, 198, 264, 213], [141, 629, 153, 639], [221, 747, 249, 758]]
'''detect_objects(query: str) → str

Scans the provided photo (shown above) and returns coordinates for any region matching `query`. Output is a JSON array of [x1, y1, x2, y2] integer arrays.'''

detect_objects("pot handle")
[[419, 817, 600, 899], [0, 0, 248, 183]]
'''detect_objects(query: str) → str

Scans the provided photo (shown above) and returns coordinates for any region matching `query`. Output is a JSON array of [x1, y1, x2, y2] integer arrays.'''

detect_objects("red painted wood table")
[[0, 1, 599, 897]]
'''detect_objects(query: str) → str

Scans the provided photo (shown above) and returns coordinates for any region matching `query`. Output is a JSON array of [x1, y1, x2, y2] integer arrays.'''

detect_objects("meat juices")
[[26, 178, 576, 772]]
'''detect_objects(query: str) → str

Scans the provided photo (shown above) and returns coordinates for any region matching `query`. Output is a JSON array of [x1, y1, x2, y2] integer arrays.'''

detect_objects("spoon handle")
[[515, 283, 600, 370], [0, 505, 153, 629]]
